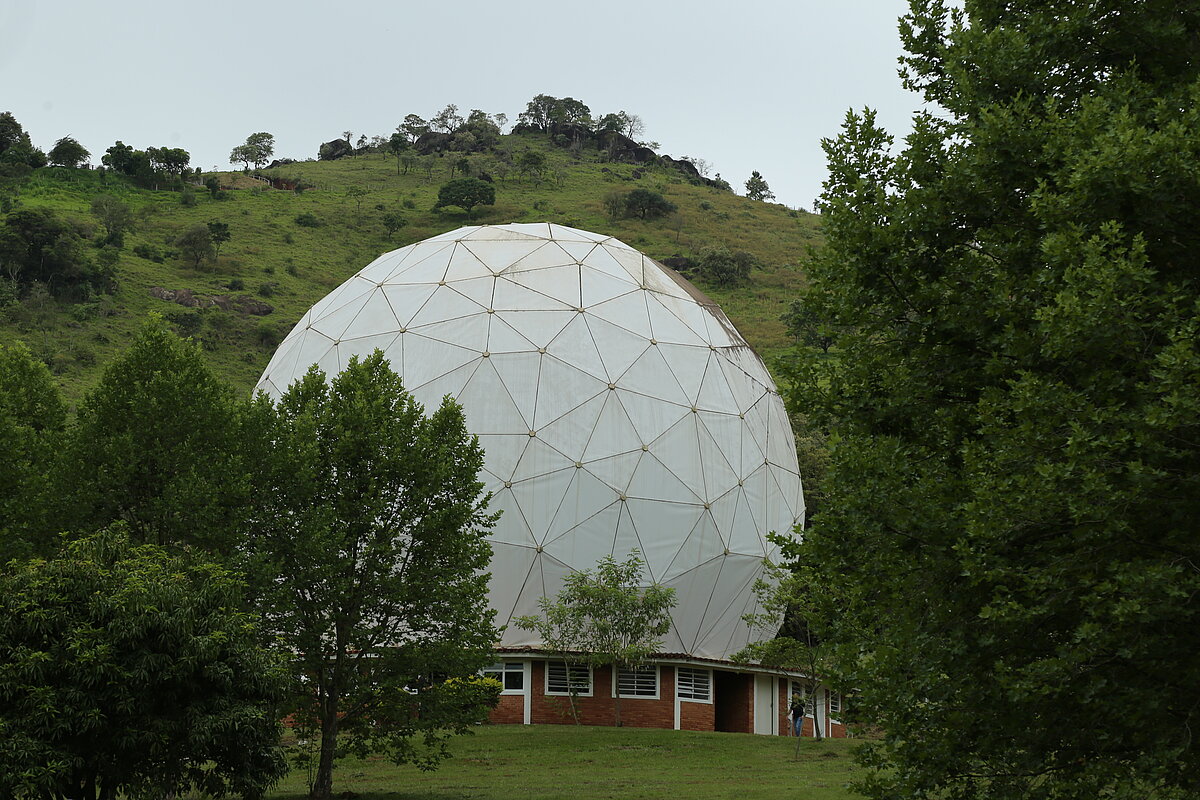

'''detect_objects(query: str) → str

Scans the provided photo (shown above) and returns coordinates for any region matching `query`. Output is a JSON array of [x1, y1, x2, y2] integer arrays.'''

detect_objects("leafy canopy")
[[787, 2, 1200, 798], [434, 177, 495, 216]]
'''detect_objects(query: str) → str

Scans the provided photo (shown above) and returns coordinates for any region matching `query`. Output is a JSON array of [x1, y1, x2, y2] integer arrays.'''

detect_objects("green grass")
[[1, 135, 820, 404], [270, 725, 863, 800]]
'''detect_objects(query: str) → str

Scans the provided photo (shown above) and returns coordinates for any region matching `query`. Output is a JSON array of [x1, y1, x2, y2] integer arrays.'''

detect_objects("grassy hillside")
[[0, 134, 819, 402], [271, 725, 862, 800]]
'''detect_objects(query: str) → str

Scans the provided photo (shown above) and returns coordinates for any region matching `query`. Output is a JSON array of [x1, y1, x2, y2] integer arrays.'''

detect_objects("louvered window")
[[545, 661, 591, 695], [616, 665, 658, 698], [676, 667, 711, 702]]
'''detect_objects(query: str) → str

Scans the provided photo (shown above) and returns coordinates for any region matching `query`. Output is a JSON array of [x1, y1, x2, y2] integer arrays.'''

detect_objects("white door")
[[753, 675, 777, 735]]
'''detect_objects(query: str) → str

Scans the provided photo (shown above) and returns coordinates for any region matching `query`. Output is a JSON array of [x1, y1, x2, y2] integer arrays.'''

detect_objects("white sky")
[[0, 0, 920, 209]]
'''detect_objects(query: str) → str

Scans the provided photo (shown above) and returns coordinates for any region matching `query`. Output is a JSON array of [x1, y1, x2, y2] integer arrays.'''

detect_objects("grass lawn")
[[269, 725, 863, 800]]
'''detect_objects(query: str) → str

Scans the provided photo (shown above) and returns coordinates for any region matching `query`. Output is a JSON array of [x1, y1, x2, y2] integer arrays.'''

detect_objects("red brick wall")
[[490, 693, 525, 724], [778, 680, 847, 738]]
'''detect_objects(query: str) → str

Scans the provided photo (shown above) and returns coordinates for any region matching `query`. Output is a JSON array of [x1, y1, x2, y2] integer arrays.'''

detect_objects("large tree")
[[789, 2, 1200, 798], [251, 352, 498, 800], [230, 132, 275, 171], [47, 136, 89, 168], [433, 177, 495, 216], [0, 529, 288, 800]]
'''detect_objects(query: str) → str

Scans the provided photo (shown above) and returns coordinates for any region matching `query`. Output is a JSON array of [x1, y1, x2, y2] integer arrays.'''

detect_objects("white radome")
[[256, 223, 803, 660]]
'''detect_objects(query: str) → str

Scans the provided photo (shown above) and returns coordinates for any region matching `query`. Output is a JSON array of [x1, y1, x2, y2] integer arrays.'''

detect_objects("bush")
[[257, 281, 279, 297], [132, 243, 164, 263], [294, 212, 321, 228], [696, 245, 757, 288], [623, 188, 676, 220], [226, 278, 245, 291], [179, 187, 196, 207]]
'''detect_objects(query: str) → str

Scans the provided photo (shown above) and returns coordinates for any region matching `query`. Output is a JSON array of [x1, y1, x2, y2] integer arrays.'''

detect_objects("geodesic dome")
[[255, 223, 803, 660]]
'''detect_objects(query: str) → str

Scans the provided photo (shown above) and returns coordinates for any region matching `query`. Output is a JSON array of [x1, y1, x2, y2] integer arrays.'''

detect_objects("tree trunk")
[[311, 710, 339, 800], [614, 691, 623, 727]]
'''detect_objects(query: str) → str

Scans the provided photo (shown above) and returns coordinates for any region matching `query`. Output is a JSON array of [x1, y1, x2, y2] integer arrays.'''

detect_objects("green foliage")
[[0, 529, 287, 800], [744, 170, 774, 202], [47, 136, 89, 168], [622, 187, 676, 220], [788, 3, 1200, 798], [252, 351, 497, 799], [294, 212, 321, 228], [0, 207, 108, 298], [434, 177, 495, 216], [0, 112, 46, 169], [231, 132, 275, 171], [696, 245, 757, 287], [148, 146, 191, 177], [176, 222, 213, 268], [515, 551, 675, 727], [0, 341, 66, 562], [207, 220, 231, 257], [381, 211, 408, 238], [54, 318, 249, 552]]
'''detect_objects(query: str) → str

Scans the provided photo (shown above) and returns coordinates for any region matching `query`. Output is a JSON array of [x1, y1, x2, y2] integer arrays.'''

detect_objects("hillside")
[[0, 132, 819, 402]]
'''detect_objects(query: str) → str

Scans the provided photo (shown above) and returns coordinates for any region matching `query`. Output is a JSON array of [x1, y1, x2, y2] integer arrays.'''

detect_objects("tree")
[[516, 551, 675, 727], [207, 220, 231, 258], [47, 136, 89, 168], [176, 223, 213, 268], [387, 132, 409, 173], [433, 177, 495, 216], [744, 170, 774, 201], [89, 194, 134, 248], [0, 529, 288, 800], [430, 103, 464, 134], [517, 94, 559, 130], [623, 188, 676, 219], [0, 207, 103, 296], [230, 132, 274, 171], [516, 149, 546, 182], [381, 211, 408, 239], [781, 298, 843, 354], [0, 342, 66, 563], [789, 3, 1200, 798], [54, 318, 248, 553], [148, 146, 190, 178], [696, 245, 757, 287], [101, 141, 153, 181], [345, 184, 367, 213], [399, 114, 428, 144], [251, 352, 498, 800]]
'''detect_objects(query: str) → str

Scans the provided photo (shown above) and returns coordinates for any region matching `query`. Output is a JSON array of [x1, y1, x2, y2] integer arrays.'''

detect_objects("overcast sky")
[[1, 0, 920, 209]]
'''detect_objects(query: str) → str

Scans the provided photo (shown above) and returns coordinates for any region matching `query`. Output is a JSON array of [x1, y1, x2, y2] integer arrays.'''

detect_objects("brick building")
[[483, 651, 846, 737]]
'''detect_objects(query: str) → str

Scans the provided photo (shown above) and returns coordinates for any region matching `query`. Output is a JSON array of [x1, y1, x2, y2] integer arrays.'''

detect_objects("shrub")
[[294, 212, 321, 228], [132, 243, 164, 263], [696, 245, 757, 288], [623, 188, 676, 220]]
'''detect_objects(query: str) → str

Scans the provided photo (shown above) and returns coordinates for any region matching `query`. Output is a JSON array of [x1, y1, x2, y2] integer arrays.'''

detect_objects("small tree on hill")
[[89, 194, 134, 248], [516, 551, 675, 727], [624, 188, 677, 220], [47, 136, 89, 168], [230, 132, 275, 171], [176, 223, 213, 268], [206, 220, 231, 258], [0, 529, 288, 800], [744, 170, 774, 202], [696, 245, 757, 287], [434, 177, 495, 216], [381, 211, 408, 239]]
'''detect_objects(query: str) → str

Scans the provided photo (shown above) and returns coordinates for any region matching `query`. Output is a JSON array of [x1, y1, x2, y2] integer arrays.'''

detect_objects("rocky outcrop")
[[317, 138, 353, 161], [150, 287, 273, 315], [414, 131, 453, 155]]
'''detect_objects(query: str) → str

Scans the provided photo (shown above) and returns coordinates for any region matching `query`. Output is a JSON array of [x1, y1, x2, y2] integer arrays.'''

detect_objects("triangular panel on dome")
[[663, 512, 727, 582], [424, 226, 478, 243], [627, 451, 704, 506], [465, 224, 546, 241], [505, 263, 580, 307], [648, 414, 705, 497], [511, 437, 576, 483], [511, 466, 576, 543], [708, 486, 739, 542], [600, 245, 645, 284], [408, 312, 489, 355], [335, 289, 403, 342], [407, 285, 487, 328], [475, 433, 529, 483], [556, 239, 598, 263], [700, 308, 743, 349], [550, 224, 610, 243], [770, 463, 805, 522], [729, 485, 761, 552], [696, 355, 739, 414], [504, 242, 577, 275], [488, 488, 537, 548], [692, 555, 762, 658], [486, 316, 538, 355], [723, 344, 775, 390], [664, 556, 724, 653], [612, 502, 646, 562], [619, 346, 690, 406], [588, 289, 653, 340], [310, 286, 376, 341], [584, 314, 650, 382], [379, 283, 438, 330], [544, 314, 608, 383], [260, 330, 309, 389], [581, 450, 642, 495], [656, 292, 713, 342], [495, 309, 574, 350], [741, 401, 771, 469], [616, 389, 691, 447], [761, 465, 794, 538], [387, 242, 455, 283], [625, 498, 705, 581], [765, 397, 797, 468], [697, 411, 745, 478], [544, 467, 620, 546], [582, 392, 644, 462], [727, 495, 767, 558], [717, 353, 769, 416], [538, 552, 576, 608], [457, 360, 526, 434], [403, 339, 475, 396], [580, 244, 634, 283], [489, 351, 542, 429], [537, 391, 605, 459], [442, 243, 493, 282], [445, 275, 495, 309], [486, 540, 538, 630], [654, 343, 709, 404], [642, 261, 692, 300], [409, 359, 479, 410], [580, 267, 639, 308], [741, 464, 771, 536], [307, 276, 372, 322], [336, 332, 402, 371], [698, 419, 740, 502], [646, 295, 708, 347], [355, 251, 405, 284], [543, 494, 621, 555], [533, 355, 609, 430], [493, 276, 575, 312], [510, 552, 551, 624], [462, 240, 547, 276]]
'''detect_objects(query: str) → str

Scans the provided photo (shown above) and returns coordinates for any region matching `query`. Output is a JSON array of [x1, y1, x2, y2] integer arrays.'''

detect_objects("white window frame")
[[613, 664, 659, 700], [789, 679, 815, 717], [481, 661, 526, 695], [675, 667, 713, 704], [545, 660, 592, 697], [829, 691, 843, 716]]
